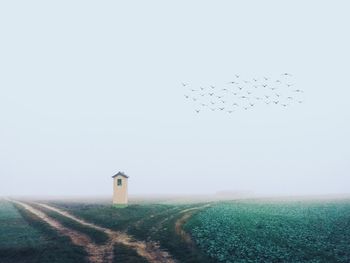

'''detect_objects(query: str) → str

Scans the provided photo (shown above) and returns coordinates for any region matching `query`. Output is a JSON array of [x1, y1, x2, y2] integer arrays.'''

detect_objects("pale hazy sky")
[[1, 1, 349, 197]]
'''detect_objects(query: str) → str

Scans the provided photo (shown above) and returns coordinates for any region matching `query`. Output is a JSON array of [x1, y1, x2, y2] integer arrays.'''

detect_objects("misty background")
[[0, 1, 349, 197]]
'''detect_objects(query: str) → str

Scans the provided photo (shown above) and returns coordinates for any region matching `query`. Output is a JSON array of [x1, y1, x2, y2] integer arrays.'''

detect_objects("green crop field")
[[185, 200, 350, 263], [1, 198, 350, 263]]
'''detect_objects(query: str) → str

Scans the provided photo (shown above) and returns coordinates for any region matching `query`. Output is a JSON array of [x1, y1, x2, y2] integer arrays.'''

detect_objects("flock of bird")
[[182, 73, 304, 114]]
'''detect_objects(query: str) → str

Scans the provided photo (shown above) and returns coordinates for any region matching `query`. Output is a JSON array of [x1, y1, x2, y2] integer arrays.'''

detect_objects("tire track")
[[12, 200, 175, 263], [12, 200, 111, 263]]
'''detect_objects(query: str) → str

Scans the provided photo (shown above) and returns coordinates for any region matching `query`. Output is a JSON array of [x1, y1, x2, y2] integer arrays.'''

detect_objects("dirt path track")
[[175, 204, 211, 245], [12, 200, 110, 263], [12, 200, 175, 263]]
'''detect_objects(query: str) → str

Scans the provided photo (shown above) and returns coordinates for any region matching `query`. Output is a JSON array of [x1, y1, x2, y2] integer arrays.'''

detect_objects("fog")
[[1, 1, 349, 197]]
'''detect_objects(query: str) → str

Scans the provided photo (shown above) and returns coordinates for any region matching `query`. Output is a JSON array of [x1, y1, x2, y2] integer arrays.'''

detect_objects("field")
[[185, 200, 350, 262], [1, 198, 350, 263], [0, 200, 88, 263], [0, 201, 44, 250], [47, 200, 213, 263]]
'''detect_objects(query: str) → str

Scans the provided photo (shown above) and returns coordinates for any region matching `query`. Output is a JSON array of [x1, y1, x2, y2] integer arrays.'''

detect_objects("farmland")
[[0, 200, 88, 263], [0, 201, 44, 250], [185, 200, 350, 262], [1, 198, 350, 262], [47, 200, 213, 263]]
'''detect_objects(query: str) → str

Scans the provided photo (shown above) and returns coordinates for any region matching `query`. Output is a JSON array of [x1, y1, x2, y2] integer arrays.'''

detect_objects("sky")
[[0, 1, 349, 197]]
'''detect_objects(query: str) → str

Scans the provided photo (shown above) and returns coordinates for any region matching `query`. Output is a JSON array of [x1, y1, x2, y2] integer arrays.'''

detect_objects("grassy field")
[[48, 200, 214, 263], [0, 200, 88, 263], [0, 201, 44, 250], [185, 200, 350, 263]]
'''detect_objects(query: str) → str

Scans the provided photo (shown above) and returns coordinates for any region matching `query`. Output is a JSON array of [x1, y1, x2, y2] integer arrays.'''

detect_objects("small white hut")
[[112, 172, 129, 205]]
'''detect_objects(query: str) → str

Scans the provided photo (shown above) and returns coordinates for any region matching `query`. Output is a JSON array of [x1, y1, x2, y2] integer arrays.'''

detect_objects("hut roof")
[[112, 171, 129, 178]]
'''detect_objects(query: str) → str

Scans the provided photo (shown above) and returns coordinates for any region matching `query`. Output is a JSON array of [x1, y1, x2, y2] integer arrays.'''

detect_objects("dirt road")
[[12, 200, 175, 263]]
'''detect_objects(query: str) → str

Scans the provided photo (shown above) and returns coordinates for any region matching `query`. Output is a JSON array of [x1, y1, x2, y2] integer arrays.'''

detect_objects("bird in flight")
[[183, 72, 300, 114]]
